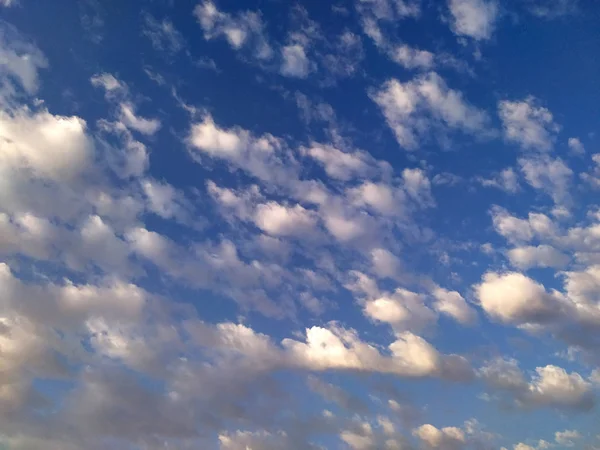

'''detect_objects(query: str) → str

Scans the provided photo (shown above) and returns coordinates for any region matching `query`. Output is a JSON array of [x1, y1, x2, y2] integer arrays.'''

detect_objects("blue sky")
[[1, 0, 600, 449]]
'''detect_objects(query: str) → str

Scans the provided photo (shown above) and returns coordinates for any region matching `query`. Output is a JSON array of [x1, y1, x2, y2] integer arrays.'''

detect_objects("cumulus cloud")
[[507, 245, 569, 269], [253, 202, 318, 237], [414, 423, 465, 449], [432, 287, 477, 325], [372, 72, 489, 149], [498, 97, 560, 151], [447, 0, 499, 40], [475, 272, 568, 325], [479, 358, 595, 411]]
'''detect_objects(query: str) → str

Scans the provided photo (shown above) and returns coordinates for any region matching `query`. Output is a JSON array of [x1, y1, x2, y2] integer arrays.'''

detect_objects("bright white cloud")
[[254, 202, 318, 237], [498, 97, 560, 151], [475, 272, 567, 325], [414, 423, 465, 449], [447, 0, 499, 40], [507, 245, 569, 269], [118, 103, 161, 135], [432, 287, 477, 325], [373, 72, 489, 149], [0, 107, 93, 181]]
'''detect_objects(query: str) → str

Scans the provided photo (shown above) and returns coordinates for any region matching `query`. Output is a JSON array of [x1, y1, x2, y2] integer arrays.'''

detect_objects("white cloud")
[[194, 0, 272, 59], [568, 137, 585, 154], [363, 288, 437, 332], [0, 107, 93, 181], [370, 248, 402, 279], [281, 44, 311, 78], [475, 272, 567, 325], [507, 245, 569, 269], [188, 115, 297, 186], [498, 97, 560, 151], [391, 44, 435, 70], [527, 365, 594, 411], [372, 72, 489, 149], [90, 73, 127, 98], [302, 143, 386, 181], [479, 358, 595, 411], [478, 167, 520, 193], [0, 24, 48, 100], [141, 178, 192, 224], [432, 287, 477, 325], [254, 202, 318, 237], [519, 156, 573, 204], [118, 103, 161, 135], [491, 207, 557, 244], [413, 423, 465, 449], [348, 181, 406, 217], [554, 429, 580, 447], [447, 0, 499, 40]]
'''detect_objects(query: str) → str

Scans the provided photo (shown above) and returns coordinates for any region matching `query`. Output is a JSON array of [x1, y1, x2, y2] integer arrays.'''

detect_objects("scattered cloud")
[[447, 0, 499, 40], [372, 72, 490, 149], [498, 97, 560, 151]]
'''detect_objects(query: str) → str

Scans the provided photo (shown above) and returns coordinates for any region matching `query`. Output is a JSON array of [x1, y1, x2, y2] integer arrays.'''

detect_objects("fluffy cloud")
[[507, 245, 569, 269], [498, 97, 560, 151], [474, 272, 568, 325], [432, 287, 477, 325], [363, 288, 437, 332], [253, 202, 318, 237], [414, 423, 465, 449], [302, 143, 388, 181], [0, 107, 93, 181], [479, 358, 595, 411], [188, 115, 298, 186], [554, 429, 580, 447], [519, 156, 573, 204], [373, 72, 489, 149], [447, 0, 499, 40], [391, 44, 435, 69]]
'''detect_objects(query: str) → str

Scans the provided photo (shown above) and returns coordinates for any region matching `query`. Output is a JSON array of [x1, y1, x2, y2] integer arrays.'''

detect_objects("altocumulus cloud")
[[0, 1, 600, 449]]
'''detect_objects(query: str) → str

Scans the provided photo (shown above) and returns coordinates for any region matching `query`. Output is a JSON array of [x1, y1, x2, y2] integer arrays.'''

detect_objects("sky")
[[1, 0, 600, 448]]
